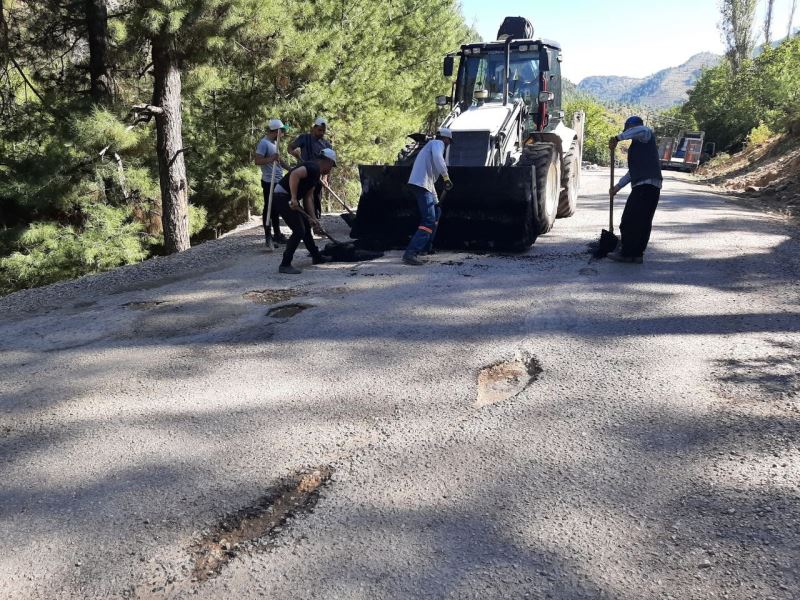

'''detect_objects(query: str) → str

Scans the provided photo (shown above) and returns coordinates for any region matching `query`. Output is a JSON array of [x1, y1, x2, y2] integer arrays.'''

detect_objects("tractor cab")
[[447, 40, 563, 132], [435, 18, 568, 168]]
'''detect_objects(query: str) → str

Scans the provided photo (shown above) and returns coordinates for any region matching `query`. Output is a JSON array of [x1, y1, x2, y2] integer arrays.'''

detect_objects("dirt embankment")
[[697, 134, 800, 220]]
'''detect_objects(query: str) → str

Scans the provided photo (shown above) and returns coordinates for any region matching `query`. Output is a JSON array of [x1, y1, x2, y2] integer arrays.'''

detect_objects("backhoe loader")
[[350, 17, 585, 251]]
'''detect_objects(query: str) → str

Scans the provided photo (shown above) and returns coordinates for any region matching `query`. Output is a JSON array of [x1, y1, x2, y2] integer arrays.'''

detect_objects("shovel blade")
[[593, 229, 619, 258]]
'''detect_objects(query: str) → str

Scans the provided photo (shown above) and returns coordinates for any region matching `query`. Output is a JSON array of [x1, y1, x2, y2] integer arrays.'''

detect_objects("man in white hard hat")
[[254, 118, 290, 246], [402, 128, 454, 266], [272, 147, 338, 274], [289, 117, 333, 223]]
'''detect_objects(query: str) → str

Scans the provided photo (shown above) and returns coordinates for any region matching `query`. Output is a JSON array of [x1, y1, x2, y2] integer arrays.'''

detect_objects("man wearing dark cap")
[[272, 148, 337, 274], [608, 116, 663, 264], [289, 117, 332, 222]]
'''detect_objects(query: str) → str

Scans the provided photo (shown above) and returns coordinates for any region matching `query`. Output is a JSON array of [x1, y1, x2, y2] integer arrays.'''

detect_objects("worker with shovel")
[[255, 119, 290, 247], [402, 128, 454, 266], [272, 148, 338, 274], [289, 117, 332, 222], [607, 116, 663, 264]]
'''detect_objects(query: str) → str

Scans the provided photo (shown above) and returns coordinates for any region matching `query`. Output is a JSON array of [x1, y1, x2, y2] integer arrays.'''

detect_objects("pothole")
[[123, 300, 167, 310], [266, 303, 312, 319], [192, 466, 333, 581], [243, 289, 306, 305], [476, 354, 542, 408]]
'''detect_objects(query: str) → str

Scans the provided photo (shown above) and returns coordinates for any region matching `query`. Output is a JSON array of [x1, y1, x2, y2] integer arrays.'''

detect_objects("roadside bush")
[[746, 123, 776, 147]]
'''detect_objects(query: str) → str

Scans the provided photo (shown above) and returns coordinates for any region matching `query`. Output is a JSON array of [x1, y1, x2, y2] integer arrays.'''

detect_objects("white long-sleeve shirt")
[[408, 139, 449, 194], [615, 125, 663, 190]]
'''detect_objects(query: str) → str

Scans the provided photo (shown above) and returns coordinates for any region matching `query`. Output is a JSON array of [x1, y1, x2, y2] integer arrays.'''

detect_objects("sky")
[[458, 0, 797, 82]]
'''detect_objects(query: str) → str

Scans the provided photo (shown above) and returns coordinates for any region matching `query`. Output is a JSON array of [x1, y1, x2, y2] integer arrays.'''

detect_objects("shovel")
[[593, 157, 619, 258], [264, 129, 282, 252], [296, 206, 348, 246]]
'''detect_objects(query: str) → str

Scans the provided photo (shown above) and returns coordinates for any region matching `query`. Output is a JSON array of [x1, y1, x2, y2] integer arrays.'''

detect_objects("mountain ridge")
[[577, 52, 722, 108]]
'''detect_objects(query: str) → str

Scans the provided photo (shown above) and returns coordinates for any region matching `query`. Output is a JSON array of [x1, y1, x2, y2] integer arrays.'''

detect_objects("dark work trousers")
[[620, 184, 661, 257], [273, 193, 321, 266], [261, 180, 283, 239]]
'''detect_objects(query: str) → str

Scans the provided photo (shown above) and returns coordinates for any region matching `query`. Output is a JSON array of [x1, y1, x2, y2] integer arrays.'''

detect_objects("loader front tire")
[[557, 140, 579, 218], [520, 143, 560, 235]]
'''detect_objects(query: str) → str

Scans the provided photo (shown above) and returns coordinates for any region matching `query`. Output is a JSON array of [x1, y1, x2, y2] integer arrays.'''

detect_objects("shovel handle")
[[609, 157, 615, 233], [296, 207, 345, 245]]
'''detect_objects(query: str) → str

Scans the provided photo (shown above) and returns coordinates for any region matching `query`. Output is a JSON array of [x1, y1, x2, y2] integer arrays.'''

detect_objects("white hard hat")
[[320, 148, 337, 165], [314, 116, 328, 128], [438, 127, 454, 141], [268, 118, 286, 131]]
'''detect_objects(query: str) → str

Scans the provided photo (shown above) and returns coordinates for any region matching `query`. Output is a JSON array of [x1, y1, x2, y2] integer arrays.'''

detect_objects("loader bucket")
[[351, 165, 537, 252]]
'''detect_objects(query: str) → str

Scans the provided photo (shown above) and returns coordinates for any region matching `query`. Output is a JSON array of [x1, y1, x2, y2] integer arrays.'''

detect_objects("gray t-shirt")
[[291, 133, 332, 162], [256, 137, 283, 183]]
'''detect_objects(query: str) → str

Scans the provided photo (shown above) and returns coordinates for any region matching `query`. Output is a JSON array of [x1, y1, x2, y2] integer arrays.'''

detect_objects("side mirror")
[[538, 91, 555, 104], [443, 56, 454, 78], [704, 142, 716, 156], [435, 95, 451, 107]]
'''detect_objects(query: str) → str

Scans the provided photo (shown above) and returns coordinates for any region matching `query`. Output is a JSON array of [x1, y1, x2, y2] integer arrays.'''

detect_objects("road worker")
[[402, 128, 454, 266], [289, 117, 332, 222], [272, 148, 338, 274], [254, 118, 291, 246], [608, 116, 663, 263]]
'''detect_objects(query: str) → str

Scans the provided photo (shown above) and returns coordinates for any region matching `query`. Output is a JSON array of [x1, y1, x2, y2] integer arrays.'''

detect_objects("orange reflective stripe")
[[418, 226, 433, 234]]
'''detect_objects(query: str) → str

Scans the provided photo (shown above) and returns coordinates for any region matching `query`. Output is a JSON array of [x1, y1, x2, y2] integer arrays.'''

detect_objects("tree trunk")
[[152, 34, 190, 253], [85, 0, 111, 103], [764, 0, 774, 47], [790, 0, 798, 38]]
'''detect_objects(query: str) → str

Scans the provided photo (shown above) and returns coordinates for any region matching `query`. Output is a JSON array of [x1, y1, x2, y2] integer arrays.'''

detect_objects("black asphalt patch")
[[266, 303, 312, 319], [243, 289, 306, 305], [191, 466, 333, 581]]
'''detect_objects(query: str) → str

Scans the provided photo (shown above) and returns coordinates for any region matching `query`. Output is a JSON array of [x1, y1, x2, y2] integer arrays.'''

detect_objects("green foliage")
[[0, 205, 147, 295], [684, 36, 800, 151], [565, 96, 625, 166], [746, 122, 776, 146], [73, 108, 140, 154]]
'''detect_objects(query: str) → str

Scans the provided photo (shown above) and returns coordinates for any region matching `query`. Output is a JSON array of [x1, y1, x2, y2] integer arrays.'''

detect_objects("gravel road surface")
[[1, 170, 798, 599]]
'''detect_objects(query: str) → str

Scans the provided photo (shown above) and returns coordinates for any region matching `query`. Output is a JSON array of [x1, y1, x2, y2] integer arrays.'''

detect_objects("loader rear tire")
[[557, 140, 579, 218], [520, 143, 560, 235]]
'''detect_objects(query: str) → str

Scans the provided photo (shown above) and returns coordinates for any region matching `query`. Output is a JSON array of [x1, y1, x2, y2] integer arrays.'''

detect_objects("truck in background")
[[658, 131, 716, 172]]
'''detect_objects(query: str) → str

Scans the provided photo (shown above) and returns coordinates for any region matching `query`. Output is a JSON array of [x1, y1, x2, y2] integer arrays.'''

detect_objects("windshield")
[[459, 51, 540, 104]]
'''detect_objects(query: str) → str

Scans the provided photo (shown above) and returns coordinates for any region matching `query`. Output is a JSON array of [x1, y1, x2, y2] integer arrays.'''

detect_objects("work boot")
[[264, 234, 275, 249], [403, 255, 424, 266], [312, 255, 333, 265], [607, 251, 642, 264], [279, 264, 302, 274]]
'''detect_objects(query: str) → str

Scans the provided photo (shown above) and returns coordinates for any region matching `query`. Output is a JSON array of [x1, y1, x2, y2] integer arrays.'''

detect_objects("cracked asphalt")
[[1, 169, 799, 599]]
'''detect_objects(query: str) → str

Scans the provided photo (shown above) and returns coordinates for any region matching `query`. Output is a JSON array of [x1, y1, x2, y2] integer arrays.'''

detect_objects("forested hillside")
[[0, 0, 472, 294], [681, 35, 800, 152], [578, 53, 721, 109]]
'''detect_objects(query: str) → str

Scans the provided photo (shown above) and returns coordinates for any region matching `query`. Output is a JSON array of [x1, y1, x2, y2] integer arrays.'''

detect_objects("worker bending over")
[[403, 128, 454, 266], [608, 116, 663, 264], [272, 148, 337, 274]]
